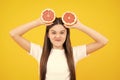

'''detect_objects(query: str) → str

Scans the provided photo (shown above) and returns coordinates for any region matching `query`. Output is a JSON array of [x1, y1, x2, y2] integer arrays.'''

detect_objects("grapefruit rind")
[[62, 11, 77, 25], [41, 8, 55, 23]]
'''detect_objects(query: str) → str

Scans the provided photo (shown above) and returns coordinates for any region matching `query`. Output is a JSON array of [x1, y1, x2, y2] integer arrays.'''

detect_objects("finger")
[[64, 24, 71, 28], [46, 22, 53, 26]]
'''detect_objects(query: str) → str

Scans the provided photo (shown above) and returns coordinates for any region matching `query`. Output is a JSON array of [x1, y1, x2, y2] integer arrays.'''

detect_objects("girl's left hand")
[[64, 19, 82, 29]]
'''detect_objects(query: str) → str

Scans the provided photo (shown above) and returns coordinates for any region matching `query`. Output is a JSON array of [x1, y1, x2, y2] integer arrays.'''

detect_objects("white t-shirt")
[[29, 42, 87, 80]]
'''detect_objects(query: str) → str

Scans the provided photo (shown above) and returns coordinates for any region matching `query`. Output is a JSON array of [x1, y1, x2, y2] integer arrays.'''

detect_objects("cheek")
[[62, 34, 67, 41], [48, 34, 54, 41], [48, 33, 52, 38]]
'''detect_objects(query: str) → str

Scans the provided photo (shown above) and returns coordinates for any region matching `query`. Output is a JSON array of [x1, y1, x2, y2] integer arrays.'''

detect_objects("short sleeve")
[[73, 45, 87, 64], [29, 42, 42, 62]]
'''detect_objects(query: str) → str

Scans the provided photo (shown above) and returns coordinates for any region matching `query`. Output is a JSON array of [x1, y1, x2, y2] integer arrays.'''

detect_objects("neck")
[[53, 45, 63, 50]]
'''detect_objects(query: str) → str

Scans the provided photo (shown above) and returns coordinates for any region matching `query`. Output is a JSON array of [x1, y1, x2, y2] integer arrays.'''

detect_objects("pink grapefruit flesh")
[[62, 12, 77, 25], [41, 9, 55, 23]]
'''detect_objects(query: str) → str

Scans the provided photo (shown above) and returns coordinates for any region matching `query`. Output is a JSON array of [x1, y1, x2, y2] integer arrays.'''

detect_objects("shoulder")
[[29, 42, 43, 62], [30, 42, 42, 52], [73, 45, 86, 52], [72, 45, 87, 63]]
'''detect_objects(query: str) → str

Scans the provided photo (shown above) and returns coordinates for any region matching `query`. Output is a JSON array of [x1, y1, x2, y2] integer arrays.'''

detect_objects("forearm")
[[9, 18, 42, 52], [10, 18, 42, 36], [76, 23, 108, 45]]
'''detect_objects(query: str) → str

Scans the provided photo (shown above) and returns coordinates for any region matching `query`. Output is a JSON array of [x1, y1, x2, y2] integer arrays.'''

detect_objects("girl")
[[10, 16, 108, 80]]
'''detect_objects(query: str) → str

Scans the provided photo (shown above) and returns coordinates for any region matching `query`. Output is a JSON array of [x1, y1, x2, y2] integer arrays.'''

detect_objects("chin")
[[53, 44, 63, 48]]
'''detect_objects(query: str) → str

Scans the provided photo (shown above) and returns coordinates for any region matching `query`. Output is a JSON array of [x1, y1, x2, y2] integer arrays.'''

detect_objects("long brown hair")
[[40, 17, 76, 80]]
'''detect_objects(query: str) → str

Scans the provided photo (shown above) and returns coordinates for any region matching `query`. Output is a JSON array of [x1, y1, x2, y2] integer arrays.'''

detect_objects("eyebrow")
[[50, 30, 66, 32]]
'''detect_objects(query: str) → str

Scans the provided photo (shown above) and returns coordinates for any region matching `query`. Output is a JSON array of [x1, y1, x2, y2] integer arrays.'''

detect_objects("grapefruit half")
[[41, 8, 55, 23], [62, 11, 77, 25]]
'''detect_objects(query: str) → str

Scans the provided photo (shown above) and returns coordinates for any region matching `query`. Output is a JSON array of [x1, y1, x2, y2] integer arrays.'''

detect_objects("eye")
[[51, 32, 56, 34], [60, 31, 65, 34]]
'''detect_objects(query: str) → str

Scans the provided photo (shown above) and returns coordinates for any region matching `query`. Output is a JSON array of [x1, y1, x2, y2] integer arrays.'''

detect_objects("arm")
[[9, 18, 43, 52], [65, 20, 108, 55]]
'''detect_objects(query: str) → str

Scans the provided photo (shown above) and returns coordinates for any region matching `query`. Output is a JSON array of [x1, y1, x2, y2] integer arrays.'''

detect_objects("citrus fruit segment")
[[41, 8, 55, 23], [62, 11, 77, 25]]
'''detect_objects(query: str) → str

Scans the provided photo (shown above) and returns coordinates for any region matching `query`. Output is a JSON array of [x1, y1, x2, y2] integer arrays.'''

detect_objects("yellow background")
[[1, 0, 120, 80]]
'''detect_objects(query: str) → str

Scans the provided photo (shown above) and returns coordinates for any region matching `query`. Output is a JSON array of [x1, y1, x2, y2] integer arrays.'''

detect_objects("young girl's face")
[[48, 24, 67, 49]]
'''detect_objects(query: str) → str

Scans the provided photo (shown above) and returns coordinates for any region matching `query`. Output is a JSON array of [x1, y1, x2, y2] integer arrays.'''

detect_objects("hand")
[[64, 19, 82, 29], [39, 17, 53, 26]]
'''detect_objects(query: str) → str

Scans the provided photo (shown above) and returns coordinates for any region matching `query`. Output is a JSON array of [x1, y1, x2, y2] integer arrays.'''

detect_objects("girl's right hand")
[[39, 17, 53, 26]]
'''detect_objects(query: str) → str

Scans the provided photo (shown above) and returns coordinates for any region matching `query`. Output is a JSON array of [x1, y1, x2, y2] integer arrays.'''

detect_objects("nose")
[[56, 34, 60, 38]]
